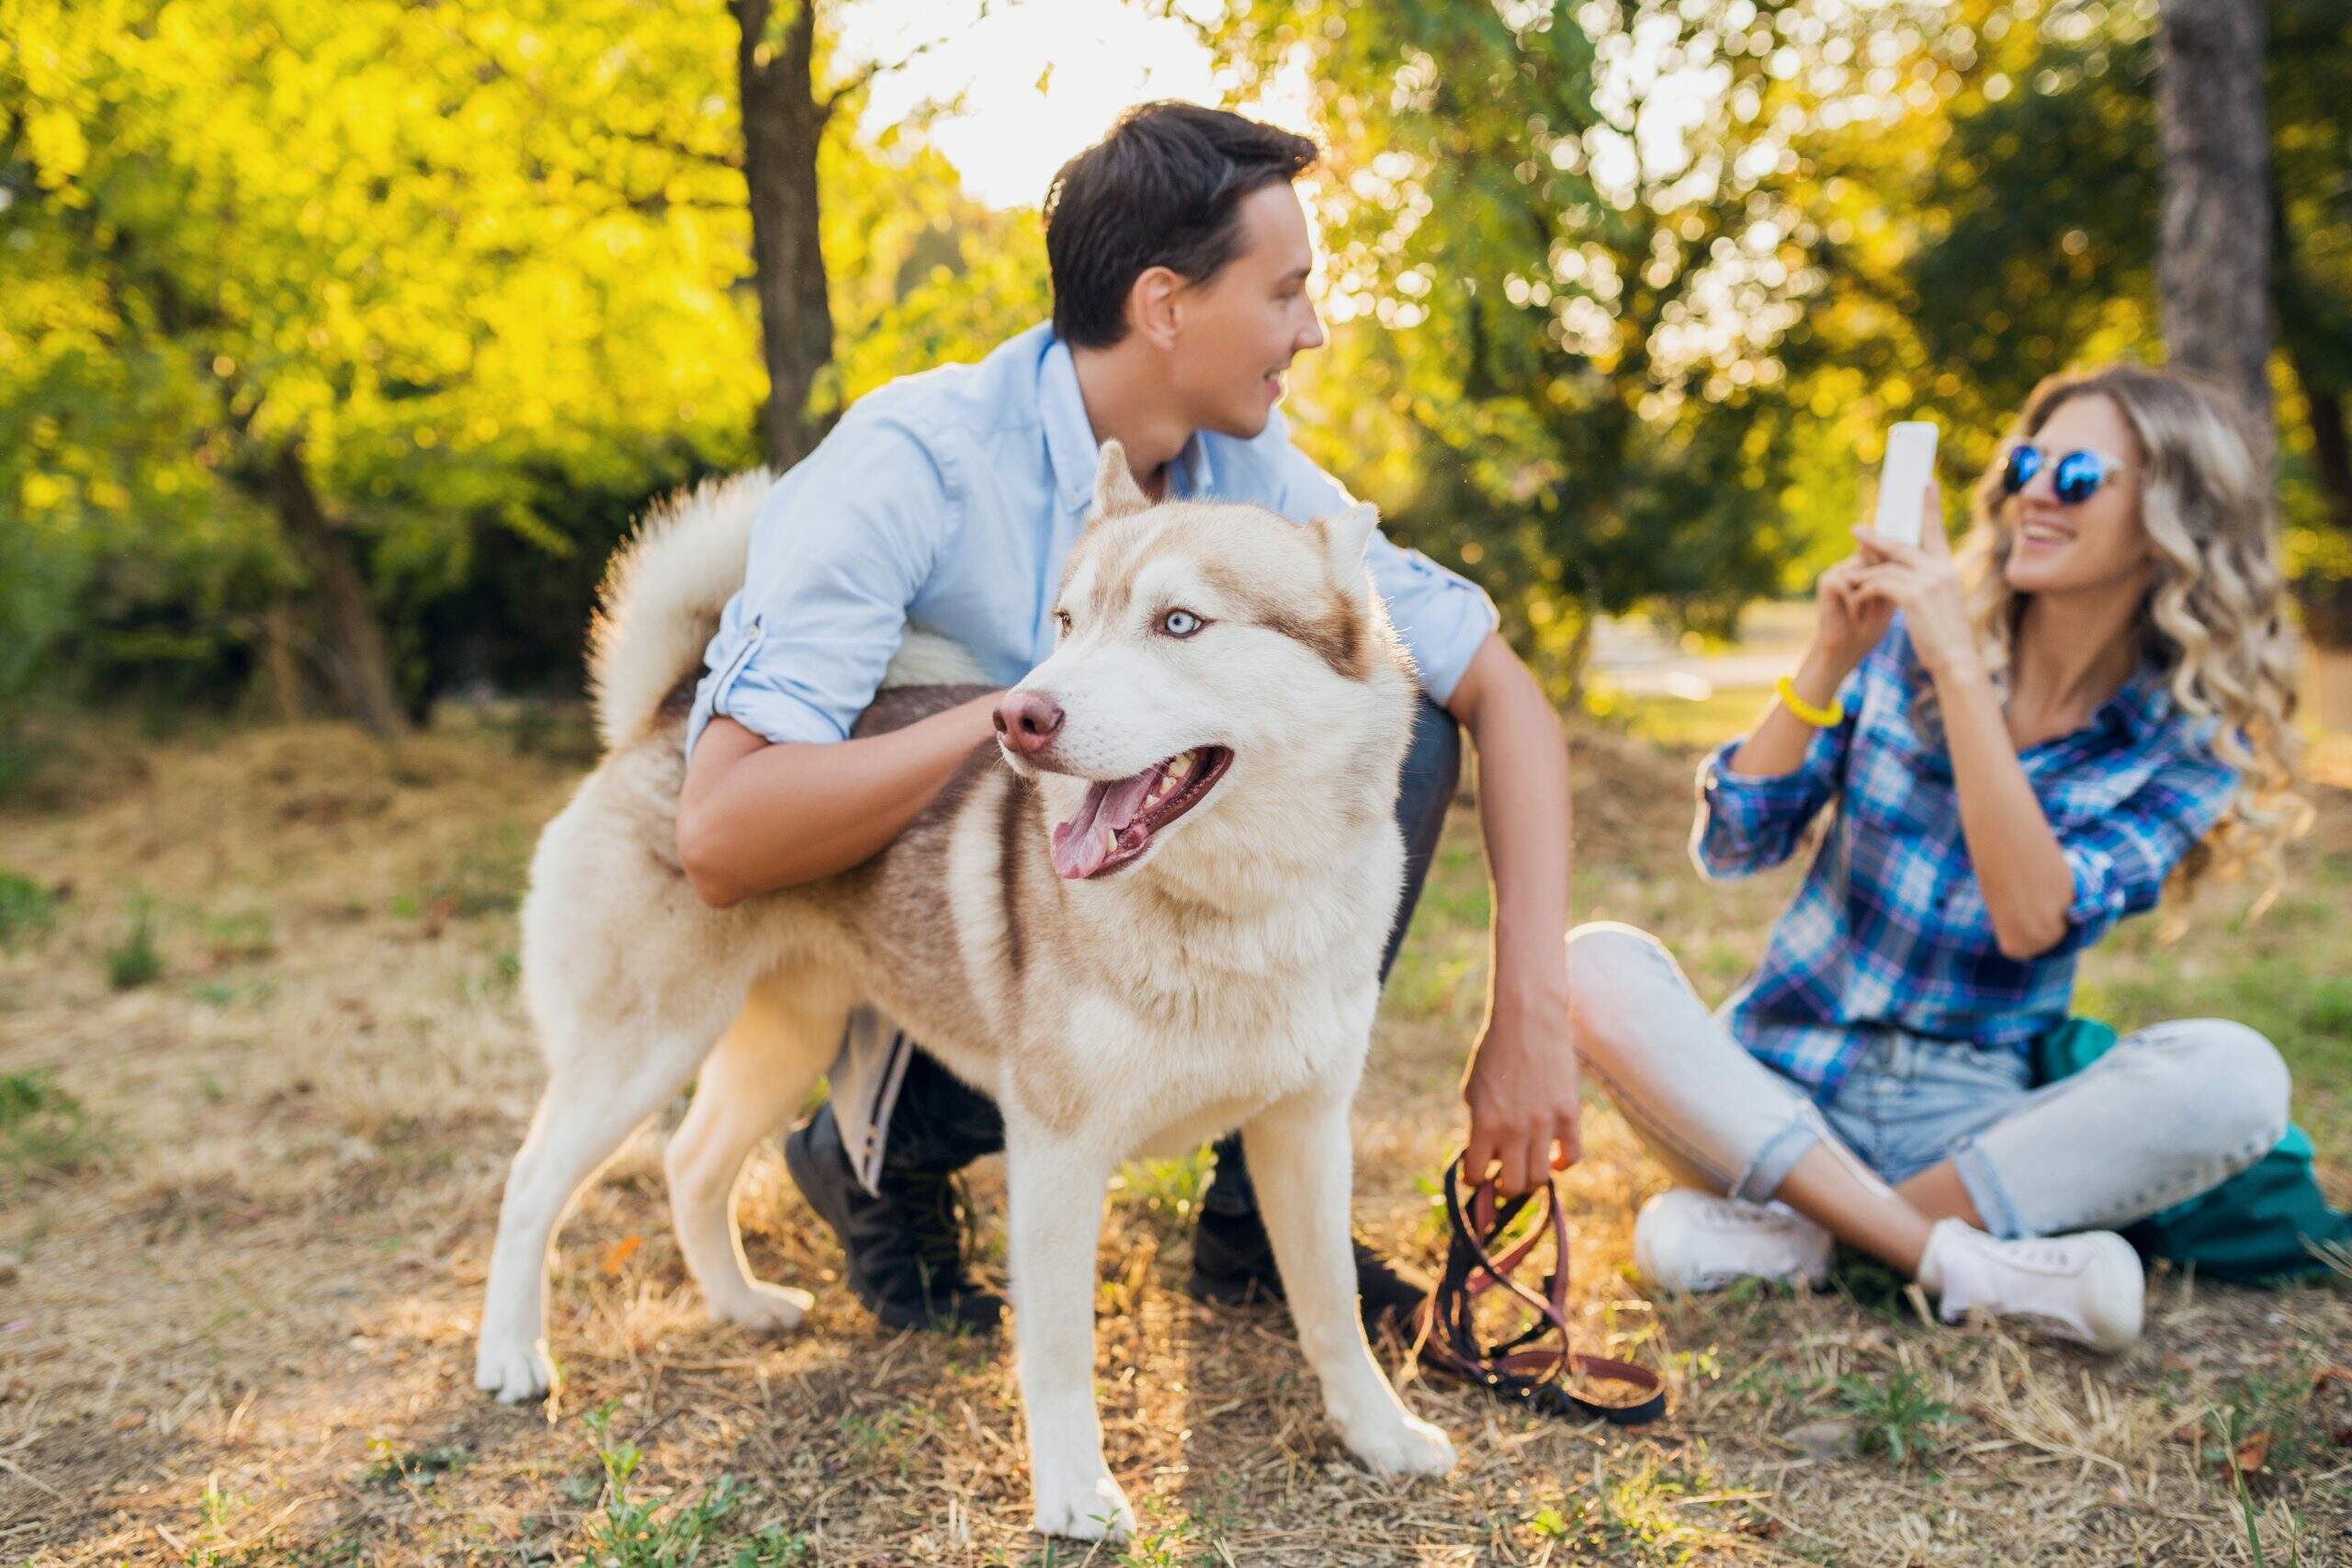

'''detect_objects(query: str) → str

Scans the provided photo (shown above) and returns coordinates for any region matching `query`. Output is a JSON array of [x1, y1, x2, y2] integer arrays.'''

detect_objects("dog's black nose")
[[993, 690, 1064, 754]]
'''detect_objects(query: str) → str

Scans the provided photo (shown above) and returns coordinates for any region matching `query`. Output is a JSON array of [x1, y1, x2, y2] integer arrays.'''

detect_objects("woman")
[[1568, 365, 2308, 1351]]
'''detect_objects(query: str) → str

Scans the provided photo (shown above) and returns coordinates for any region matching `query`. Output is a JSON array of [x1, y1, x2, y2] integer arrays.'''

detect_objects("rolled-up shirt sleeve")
[[684, 415, 956, 757], [1690, 687, 1858, 879], [1263, 429, 1499, 703], [2048, 743, 2238, 953]]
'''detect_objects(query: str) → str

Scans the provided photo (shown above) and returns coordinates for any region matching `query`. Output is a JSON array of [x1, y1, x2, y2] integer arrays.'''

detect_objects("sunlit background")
[[3, 0, 2347, 754], [845, 0, 1234, 209], [5, 6, 2350, 1561]]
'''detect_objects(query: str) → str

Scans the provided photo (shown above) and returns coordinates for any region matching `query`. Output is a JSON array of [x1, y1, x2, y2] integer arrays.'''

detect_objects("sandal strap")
[[1412, 1154, 1666, 1427]]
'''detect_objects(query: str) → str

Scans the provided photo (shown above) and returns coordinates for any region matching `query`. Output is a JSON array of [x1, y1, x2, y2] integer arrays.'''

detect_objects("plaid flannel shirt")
[[1691, 616, 2239, 1099]]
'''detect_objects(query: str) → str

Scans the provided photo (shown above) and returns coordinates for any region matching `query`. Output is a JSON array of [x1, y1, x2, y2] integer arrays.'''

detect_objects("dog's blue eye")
[[1161, 609, 1202, 637]]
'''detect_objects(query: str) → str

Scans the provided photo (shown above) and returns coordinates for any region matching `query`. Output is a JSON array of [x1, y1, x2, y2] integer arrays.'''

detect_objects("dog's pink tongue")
[[1048, 769, 1158, 879]]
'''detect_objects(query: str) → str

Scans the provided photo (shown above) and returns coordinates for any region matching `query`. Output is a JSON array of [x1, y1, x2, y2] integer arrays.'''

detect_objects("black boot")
[[783, 1100, 1004, 1333], [1185, 1134, 1430, 1339]]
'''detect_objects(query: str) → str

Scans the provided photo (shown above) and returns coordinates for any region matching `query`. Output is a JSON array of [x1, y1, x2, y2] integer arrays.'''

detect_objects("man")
[[675, 102, 1579, 1335]]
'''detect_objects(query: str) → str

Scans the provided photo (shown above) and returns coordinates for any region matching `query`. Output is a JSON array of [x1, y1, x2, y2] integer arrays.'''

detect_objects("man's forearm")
[[676, 699, 1000, 906], [1448, 641, 1573, 1014], [1447, 635, 1582, 1189]]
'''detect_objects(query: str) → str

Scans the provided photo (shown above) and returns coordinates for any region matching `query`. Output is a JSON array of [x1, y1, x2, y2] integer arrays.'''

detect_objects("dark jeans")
[[874, 696, 1463, 1214]]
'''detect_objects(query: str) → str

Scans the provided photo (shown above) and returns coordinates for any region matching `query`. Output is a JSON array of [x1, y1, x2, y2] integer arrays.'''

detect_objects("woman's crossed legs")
[[1564, 922, 2290, 1348]]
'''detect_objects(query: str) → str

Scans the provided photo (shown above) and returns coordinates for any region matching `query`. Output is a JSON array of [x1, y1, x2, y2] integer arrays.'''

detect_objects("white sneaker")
[[1918, 1219, 2144, 1354], [1633, 1188, 1835, 1293]]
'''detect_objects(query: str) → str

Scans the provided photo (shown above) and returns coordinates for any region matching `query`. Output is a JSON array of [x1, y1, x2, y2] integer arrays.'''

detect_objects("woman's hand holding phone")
[[1848, 482, 1978, 680]]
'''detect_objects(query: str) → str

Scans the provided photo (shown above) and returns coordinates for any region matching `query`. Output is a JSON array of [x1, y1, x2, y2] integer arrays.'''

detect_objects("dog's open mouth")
[[1048, 746, 1233, 880]]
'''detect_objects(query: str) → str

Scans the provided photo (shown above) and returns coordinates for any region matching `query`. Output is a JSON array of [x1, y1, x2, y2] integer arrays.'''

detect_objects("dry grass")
[[1, 711, 2346, 1565]]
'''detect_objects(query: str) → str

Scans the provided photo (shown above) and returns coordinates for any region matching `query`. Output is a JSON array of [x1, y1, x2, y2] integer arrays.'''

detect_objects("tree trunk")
[[260, 600, 311, 723], [2271, 188, 2352, 647], [2154, 0, 2274, 454], [2288, 375, 2352, 648], [735, 0, 836, 471], [271, 447, 407, 739], [2302, 383, 2352, 541]]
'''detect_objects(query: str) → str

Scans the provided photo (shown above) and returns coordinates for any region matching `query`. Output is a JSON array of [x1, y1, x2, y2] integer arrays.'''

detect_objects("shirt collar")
[[2098, 662, 2175, 744], [1037, 330, 1218, 510], [1038, 333, 1102, 514], [1172, 429, 1215, 498]]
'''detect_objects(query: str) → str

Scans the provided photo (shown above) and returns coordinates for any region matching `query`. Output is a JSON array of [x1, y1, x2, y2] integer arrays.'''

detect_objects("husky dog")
[[473, 442, 1455, 1539]]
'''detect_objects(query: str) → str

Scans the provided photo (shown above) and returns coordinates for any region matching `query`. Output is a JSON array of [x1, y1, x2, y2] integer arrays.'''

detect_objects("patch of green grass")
[[0, 1067, 102, 1183], [2195, 1359, 2335, 1483], [359, 1438, 472, 1489], [106, 894, 163, 989], [1514, 1454, 1752, 1562], [189, 977, 278, 1010], [1111, 1496, 1227, 1567], [424, 828, 530, 919], [0, 869, 56, 950], [2081, 945, 2352, 1159], [1384, 838, 1491, 1021], [1828, 1368, 1961, 1466], [1593, 684, 1771, 754], [390, 829, 532, 926], [1111, 1144, 1213, 1227], [491, 700, 600, 764], [179, 1475, 241, 1568], [834, 1398, 945, 1480], [578, 1403, 809, 1567], [457, 948, 525, 1003], [1825, 1247, 1917, 1324], [199, 908, 277, 961], [2217, 1404, 2315, 1565]]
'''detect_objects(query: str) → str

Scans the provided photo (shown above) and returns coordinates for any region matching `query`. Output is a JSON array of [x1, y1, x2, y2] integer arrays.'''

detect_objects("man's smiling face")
[[1166, 183, 1327, 440]]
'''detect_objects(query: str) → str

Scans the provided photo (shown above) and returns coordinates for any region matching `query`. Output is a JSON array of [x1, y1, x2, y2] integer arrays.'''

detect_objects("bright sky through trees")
[[842, 0, 1231, 209]]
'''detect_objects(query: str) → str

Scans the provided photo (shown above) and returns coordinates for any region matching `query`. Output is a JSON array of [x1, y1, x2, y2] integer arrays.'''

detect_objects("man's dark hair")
[[1044, 102, 1317, 349]]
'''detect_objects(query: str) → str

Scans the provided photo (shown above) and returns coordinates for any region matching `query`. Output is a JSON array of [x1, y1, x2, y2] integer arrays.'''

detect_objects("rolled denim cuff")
[[1951, 1136, 2028, 1239], [1734, 1100, 1831, 1203]]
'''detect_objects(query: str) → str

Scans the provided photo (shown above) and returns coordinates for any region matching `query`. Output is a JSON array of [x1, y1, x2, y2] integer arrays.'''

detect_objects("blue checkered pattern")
[[1691, 616, 2240, 1099]]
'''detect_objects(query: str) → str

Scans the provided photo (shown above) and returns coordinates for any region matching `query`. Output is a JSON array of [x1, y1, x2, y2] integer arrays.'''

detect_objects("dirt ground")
[[2, 712, 2347, 1565]]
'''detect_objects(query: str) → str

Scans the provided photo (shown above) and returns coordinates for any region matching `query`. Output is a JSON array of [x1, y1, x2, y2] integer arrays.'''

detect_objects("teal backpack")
[[2032, 1019, 2351, 1286]]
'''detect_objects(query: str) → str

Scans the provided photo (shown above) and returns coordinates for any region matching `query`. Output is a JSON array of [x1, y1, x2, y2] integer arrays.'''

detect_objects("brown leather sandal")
[[1412, 1155, 1667, 1427]]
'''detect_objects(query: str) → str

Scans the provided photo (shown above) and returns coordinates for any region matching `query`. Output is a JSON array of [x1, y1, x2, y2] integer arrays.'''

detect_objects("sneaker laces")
[[1977, 1234, 2088, 1276], [1696, 1200, 1808, 1237]]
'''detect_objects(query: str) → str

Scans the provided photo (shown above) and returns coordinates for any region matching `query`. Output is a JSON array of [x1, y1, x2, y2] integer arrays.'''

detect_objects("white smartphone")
[[1872, 421, 1939, 547]]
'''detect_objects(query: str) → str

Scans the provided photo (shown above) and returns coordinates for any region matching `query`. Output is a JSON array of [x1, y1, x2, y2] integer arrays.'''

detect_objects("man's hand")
[[1461, 991, 1582, 1196], [1442, 634, 1579, 1199]]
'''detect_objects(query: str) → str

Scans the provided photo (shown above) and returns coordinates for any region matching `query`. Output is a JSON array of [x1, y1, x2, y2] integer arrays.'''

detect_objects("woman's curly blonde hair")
[[1952, 363, 2311, 918]]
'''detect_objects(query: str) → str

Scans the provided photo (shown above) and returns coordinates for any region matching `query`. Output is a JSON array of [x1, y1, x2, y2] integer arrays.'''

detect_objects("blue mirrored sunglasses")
[[2000, 444, 2119, 506]]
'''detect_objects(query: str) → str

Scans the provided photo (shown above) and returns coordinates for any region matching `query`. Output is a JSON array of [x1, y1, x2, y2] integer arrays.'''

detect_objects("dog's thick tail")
[[586, 468, 775, 753]]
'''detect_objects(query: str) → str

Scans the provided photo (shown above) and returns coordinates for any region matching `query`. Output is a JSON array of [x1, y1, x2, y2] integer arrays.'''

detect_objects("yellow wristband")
[[1776, 673, 1845, 729]]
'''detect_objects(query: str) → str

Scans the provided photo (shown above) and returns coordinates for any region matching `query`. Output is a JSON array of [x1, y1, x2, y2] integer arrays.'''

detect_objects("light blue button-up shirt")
[[685, 322, 1499, 757]]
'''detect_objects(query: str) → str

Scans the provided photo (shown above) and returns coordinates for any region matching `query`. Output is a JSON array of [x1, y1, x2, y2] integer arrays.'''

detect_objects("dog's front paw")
[[475, 1332, 556, 1404], [1029, 1472, 1136, 1541], [1343, 1411, 1456, 1478], [707, 1281, 814, 1335]]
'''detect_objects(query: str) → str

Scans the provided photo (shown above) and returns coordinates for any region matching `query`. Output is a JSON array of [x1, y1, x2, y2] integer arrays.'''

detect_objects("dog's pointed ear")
[[1091, 440, 1150, 525], [1318, 502, 1380, 592]]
